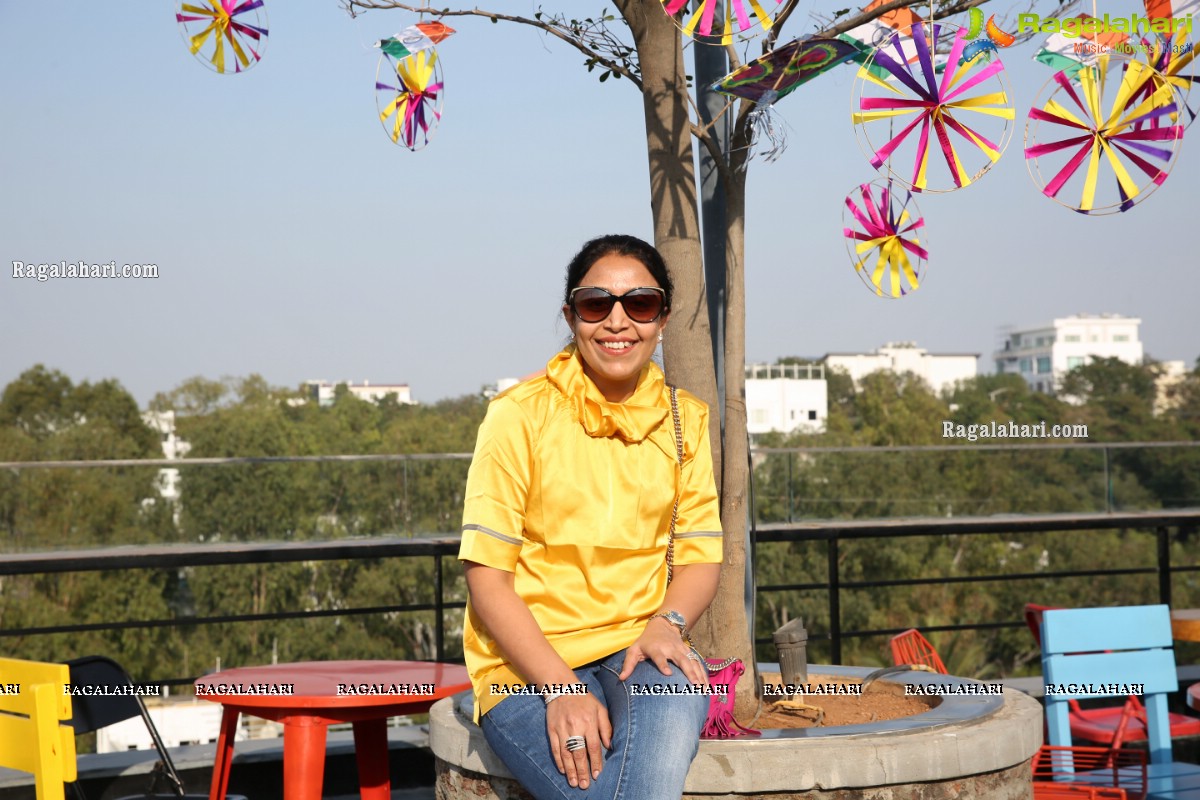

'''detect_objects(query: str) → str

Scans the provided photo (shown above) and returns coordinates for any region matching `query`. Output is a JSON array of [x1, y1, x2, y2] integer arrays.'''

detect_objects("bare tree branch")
[[342, 1, 644, 89]]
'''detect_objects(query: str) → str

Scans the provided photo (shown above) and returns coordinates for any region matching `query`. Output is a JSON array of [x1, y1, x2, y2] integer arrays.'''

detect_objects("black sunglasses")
[[568, 286, 666, 324]]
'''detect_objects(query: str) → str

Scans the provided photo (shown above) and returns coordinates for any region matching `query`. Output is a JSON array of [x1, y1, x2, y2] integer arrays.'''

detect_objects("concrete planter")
[[430, 666, 1043, 800]]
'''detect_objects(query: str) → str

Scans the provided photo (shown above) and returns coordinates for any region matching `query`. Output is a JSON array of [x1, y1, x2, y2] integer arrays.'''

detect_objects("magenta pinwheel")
[[842, 181, 928, 298], [852, 22, 1014, 192], [660, 0, 789, 45], [1025, 53, 1184, 214], [176, 1, 268, 74], [376, 48, 444, 151]]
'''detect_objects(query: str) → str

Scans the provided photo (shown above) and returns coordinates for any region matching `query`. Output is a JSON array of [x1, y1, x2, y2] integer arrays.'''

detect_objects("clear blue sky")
[[2, 1, 1196, 406]]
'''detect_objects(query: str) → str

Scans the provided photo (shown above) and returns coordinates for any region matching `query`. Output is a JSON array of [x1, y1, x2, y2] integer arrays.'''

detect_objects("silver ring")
[[687, 651, 702, 662], [565, 735, 586, 752]]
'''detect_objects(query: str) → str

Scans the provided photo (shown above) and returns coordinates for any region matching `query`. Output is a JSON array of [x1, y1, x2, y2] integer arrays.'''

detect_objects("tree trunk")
[[617, 1, 719, 438], [619, 0, 757, 719], [703, 129, 755, 718]]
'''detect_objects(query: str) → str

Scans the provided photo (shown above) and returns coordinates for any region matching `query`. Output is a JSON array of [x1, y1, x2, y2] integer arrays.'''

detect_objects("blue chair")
[[1042, 605, 1200, 800]]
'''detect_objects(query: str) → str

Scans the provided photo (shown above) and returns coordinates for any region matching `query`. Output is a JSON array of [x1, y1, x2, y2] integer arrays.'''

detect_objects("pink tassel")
[[701, 659, 761, 739]]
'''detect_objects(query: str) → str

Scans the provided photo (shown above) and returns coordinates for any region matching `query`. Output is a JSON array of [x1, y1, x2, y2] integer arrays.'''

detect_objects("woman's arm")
[[618, 561, 721, 684], [464, 561, 612, 790]]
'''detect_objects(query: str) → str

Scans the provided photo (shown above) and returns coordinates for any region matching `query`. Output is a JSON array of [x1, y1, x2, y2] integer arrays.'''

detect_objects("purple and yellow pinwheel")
[[660, 0, 789, 45], [1025, 54, 1183, 214], [176, 1, 268, 74], [842, 181, 928, 298], [376, 48, 444, 151], [852, 22, 1014, 193]]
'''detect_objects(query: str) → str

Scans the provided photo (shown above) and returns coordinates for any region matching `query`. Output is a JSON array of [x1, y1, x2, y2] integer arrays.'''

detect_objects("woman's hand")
[[618, 616, 708, 686], [546, 693, 612, 790]]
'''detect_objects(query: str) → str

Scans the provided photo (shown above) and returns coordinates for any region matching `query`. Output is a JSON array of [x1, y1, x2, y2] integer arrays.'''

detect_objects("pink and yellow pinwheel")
[[1139, 0, 1200, 126], [376, 48, 444, 151], [852, 22, 1014, 193], [842, 181, 928, 298], [1132, 35, 1200, 129], [1024, 54, 1184, 214], [660, 0, 790, 45], [176, 1, 268, 74]]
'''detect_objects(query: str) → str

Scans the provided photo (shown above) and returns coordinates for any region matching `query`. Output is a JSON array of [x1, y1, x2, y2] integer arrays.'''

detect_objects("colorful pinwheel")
[[1024, 54, 1184, 214], [176, 1, 268, 74], [660, 0, 790, 45], [852, 22, 1015, 192], [842, 180, 928, 298], [1137, 35, 1199, 129], [1141, 0, 1200, 127], [376, 48, 444, 151]]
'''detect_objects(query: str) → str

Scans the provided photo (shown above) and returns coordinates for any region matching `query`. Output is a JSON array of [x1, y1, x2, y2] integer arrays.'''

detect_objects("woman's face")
[[564, 254, 668, 403]]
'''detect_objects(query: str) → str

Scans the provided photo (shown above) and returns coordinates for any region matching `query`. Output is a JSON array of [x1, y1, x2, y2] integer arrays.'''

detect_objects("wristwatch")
[[651, 610, 688, 639]]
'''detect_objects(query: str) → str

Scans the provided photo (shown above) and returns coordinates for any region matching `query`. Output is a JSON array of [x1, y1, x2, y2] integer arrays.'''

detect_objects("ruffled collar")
[[546, 346, 668, 442]]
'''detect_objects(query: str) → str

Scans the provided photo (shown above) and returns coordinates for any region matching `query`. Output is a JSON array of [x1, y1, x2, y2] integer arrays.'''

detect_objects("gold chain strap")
[[666, 386, 683, 584]]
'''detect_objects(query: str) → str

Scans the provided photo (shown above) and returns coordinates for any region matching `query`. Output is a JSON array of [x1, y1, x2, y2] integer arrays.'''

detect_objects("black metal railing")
[[752, 509, 1200, 663], [0, 537, 464, 684], [3, 510, 1198, 684], [2, 445, 1198, 684]]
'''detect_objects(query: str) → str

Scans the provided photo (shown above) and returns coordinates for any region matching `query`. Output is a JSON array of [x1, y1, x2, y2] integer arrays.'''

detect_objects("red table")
[[195, 660, 470, 800]]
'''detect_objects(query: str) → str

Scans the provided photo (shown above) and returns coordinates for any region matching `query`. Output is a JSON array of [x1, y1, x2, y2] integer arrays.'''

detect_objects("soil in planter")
[[752, 673, 934, 729]]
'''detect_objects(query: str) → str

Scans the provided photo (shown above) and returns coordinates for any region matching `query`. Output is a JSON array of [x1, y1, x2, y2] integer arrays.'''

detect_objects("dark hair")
[[563, 234, 673, 312]]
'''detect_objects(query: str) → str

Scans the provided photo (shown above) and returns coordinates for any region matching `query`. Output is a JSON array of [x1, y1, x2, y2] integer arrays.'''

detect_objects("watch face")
[[666, 611, 686, 627]]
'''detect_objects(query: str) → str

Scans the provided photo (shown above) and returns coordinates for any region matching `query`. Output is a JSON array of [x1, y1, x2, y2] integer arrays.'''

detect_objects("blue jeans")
[[480, 649, 708, 800]]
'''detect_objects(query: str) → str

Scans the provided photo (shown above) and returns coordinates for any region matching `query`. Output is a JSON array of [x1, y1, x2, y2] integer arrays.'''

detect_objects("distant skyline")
[[3, 2, 1197, 407]]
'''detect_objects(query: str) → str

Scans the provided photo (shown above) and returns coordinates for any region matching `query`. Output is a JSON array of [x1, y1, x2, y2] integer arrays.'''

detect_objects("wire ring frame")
[[176, 0, 269, 75], [1024, 51, 1184, 215], [851, 21, 1015, 193], [842, 179, 929, 299], [375, 48, 445, 151]]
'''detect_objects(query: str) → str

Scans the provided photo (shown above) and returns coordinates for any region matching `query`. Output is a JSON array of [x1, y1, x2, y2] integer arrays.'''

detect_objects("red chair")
[[1034, 786, 1129, 799], [889, 628, 948, 674], [1024, 603, 1200, 747], [1031, 745, 1146, 799]]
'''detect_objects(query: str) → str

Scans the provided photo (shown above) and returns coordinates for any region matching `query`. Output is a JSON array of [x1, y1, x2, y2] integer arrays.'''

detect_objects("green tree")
[[0, 367, 178, 674]]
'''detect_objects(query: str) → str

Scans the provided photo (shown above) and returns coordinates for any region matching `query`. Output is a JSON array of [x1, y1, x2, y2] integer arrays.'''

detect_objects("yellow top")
[[458, 346, 724, 718]]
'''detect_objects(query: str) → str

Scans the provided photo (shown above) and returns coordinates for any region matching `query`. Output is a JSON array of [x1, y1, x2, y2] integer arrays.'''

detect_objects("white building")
[[745, 363, 828, 436], [1155, 360, 1188, 414], [305, 380, 416, 407], [993, 314, 1144, 394], [823, 342, 978, 395], [141, 410, 190, 502]]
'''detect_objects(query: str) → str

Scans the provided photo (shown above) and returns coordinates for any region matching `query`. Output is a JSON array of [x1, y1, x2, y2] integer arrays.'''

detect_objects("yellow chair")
[[0, 657, 77, 800]]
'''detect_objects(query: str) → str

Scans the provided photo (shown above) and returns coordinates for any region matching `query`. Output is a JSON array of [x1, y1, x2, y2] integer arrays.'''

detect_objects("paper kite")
[[852, 22, 1015, 193], [1024, 53, 1184, 214], [1033, 14, 1131, 78], [714, 38, 859, 103], [837, 0, 931, 81], [176, 1, 268, 74], [713, 37, 859, 161], [842, 180, 928, 298], [375, 21, 456, 60], [376, 47, 444, 150], [660, 0, 792, 45]]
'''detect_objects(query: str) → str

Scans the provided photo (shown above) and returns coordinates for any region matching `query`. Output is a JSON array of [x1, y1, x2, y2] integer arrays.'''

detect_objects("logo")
[[1016, 11, 1193, 37], [961, 8, 1017, 64]]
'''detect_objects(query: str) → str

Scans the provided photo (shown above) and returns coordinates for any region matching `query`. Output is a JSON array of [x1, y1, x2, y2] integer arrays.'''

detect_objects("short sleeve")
[[458, 396, 533, 571], [672, 397, 723, 565]]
